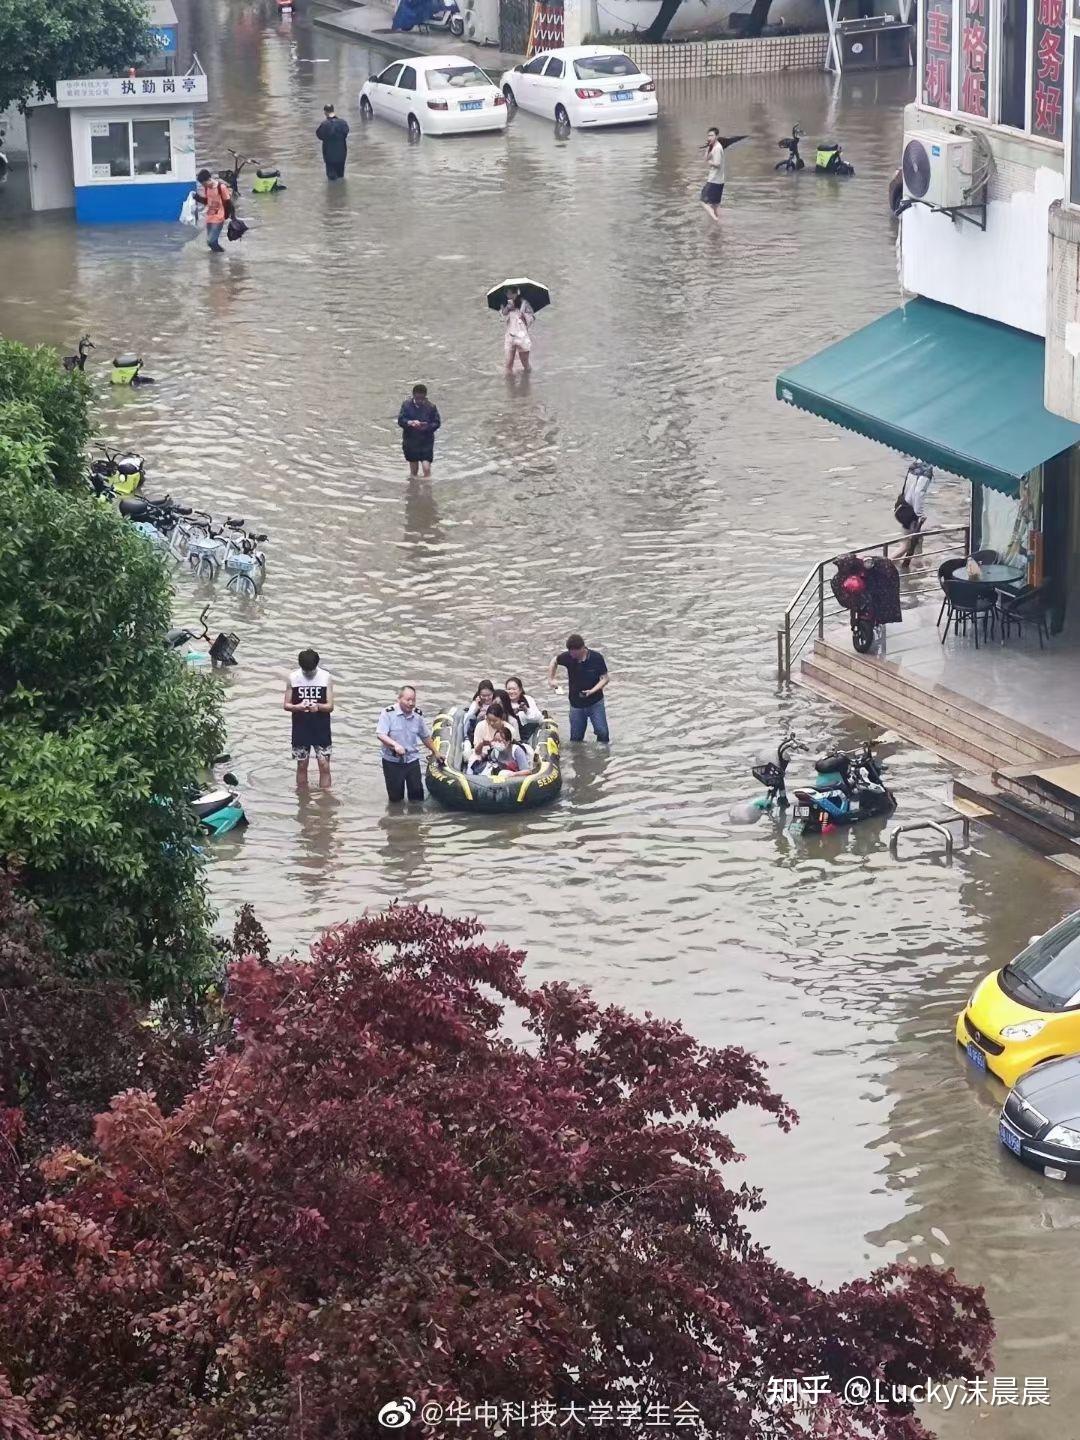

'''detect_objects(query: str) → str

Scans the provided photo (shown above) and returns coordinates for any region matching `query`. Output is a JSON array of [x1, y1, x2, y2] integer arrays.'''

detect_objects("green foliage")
[[0, 0, 154, 113], [0, 342, 225, 999], [0, 339, 93, 492]]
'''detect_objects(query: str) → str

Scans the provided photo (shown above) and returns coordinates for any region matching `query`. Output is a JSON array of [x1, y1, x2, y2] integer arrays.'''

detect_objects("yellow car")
[[956, 913, 1080, 1087]]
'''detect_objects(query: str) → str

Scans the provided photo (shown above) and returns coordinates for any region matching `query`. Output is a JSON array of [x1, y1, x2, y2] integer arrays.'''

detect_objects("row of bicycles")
[[89, 446, 269, 598]]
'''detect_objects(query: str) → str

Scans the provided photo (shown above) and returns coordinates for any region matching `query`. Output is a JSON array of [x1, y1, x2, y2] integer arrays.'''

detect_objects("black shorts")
[[403, 437, 434, 463], [700, 182, 725, 206]]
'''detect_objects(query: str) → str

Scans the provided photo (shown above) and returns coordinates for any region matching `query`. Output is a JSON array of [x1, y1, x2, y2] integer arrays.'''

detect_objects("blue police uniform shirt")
[[378, 703, 431, 763]]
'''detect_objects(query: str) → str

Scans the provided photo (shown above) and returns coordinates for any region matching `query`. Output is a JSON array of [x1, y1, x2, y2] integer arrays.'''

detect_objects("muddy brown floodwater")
[[2, 5, 1079, 1431]]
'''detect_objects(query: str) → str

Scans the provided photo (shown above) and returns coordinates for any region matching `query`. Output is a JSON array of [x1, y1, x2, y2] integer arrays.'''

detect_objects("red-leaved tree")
[[0, 907, 992, 1439]]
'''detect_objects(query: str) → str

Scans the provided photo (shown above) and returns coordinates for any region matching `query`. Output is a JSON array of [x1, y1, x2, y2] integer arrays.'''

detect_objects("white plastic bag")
[[178, 191, 199, 227]]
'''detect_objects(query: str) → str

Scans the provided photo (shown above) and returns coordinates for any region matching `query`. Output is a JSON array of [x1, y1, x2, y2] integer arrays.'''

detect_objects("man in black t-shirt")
[[548, 632, 610, 743]]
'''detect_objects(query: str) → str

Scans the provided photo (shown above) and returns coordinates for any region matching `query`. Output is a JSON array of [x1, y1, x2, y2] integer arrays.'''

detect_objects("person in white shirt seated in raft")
[[504, 675, 543, 741]]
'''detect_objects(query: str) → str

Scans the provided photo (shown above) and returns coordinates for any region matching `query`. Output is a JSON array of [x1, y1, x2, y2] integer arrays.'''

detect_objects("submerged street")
[[3, 4, 1079, 1431]]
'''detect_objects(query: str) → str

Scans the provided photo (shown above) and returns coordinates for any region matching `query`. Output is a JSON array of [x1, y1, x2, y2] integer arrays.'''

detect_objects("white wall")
[[900, 106, 1064, 336], [1, 104, 28, 157], [69, 106, 196, 187]]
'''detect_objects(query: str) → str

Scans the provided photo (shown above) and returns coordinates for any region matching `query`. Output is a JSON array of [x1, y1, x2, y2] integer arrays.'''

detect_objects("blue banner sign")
[[148, 24, 178, 53]]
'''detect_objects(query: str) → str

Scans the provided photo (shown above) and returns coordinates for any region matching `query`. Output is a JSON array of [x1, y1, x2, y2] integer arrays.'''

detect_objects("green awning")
[[776, 298, 1080, 495]]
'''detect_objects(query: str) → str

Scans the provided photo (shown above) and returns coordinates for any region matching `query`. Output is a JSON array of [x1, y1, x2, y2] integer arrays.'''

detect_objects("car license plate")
[[966, 1042, 987, 1071], [999, 1122, 1022, 1156], [794, 804, 811, 818], [612, 91, 632, 101], [460, 100, 482, 110]]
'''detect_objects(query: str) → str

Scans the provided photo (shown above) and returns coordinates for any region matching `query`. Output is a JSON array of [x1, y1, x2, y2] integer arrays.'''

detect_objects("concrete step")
[[800, 653, 1025, 772], [994, 765, 1080, 828], [814, 641, 1070, 764], [955, 774, 1080, 854]]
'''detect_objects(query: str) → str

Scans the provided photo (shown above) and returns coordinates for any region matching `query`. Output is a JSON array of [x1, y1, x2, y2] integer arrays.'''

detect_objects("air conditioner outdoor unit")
[[463, 0, 500, 46], [901, 130, 975, 209]]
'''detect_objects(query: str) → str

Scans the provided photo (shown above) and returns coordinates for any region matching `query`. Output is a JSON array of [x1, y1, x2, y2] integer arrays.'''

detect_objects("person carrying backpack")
[[894, 460, 934, 570]]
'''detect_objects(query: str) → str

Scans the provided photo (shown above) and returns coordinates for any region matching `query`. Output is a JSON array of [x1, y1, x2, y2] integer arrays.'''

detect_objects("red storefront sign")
[[959, 0, 989, 116], [923, 0, 953, 109], [1031, 0, 1065, 139]]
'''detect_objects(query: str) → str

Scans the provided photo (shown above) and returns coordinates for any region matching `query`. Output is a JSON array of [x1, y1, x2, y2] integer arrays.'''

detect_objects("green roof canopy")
[[776, 298, 1080, 495]]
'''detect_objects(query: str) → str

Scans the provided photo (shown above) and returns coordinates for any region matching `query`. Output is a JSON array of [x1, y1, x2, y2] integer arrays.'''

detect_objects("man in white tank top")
[[283, 647, 334, 788]]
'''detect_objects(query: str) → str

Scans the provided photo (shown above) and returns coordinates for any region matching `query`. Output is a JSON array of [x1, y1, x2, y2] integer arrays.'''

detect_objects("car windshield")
[[427, 66, 491, 89], [1001, 913, 1080, 1009], [573, 54, 640, 79]]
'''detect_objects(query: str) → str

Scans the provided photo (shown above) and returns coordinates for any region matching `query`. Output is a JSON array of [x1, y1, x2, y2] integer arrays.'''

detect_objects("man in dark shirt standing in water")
[[284, 648, 335, 788], [548, 633, 610, 743], [316, 104, 350, 181]]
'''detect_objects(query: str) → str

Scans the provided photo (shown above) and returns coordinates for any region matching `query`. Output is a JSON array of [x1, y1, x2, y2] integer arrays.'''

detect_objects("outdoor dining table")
[[974, 563, 1026, 586]]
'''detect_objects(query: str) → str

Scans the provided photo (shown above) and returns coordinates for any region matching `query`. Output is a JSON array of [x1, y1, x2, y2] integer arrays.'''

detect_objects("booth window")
[[132, 120, 172, 175], [90, 122, 132, 177], [89, 118, 173, 179]]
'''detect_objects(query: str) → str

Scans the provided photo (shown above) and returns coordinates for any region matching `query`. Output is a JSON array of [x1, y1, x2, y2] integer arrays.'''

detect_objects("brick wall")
[[620, 32, 828, 79]]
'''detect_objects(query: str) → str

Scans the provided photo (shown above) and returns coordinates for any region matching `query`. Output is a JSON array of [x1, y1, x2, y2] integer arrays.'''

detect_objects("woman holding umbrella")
[[488, 278, 550, 373]]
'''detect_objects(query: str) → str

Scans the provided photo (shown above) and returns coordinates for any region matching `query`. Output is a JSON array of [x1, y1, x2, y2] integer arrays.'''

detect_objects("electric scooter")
[[419, 0, 465, 36], [89, 444, 146, 497], [63, 335, 95, 372], [791, 742, 894, 833], [110, 352, 156, 386], [191, 755, 248, 837], [220, 149, 286, 195], [775, 124, 805, 171]]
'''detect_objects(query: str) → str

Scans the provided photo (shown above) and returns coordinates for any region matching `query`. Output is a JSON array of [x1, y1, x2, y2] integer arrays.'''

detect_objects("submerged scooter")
[[732, 738, 894, 833], [775, 125, 855, 177], [191, 755, 247, 837], [792, 741, 894, 833], [220, 149, 286, 195], [89, 444, 146, 497], [63, 334, 95, 372], [775, 124, 805, 172], [166, 604, 240, 668], [110, 352, 156, 386]]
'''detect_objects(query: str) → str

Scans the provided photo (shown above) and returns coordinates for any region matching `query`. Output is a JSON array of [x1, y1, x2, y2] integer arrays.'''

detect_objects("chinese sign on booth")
[[959, 0, 990, 116], [923, 0, 953, 109], [1031, 0, 1065, 139]]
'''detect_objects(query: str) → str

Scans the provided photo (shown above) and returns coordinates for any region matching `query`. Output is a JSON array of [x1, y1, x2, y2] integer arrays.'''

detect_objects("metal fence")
[[776, 524, 971, 681]]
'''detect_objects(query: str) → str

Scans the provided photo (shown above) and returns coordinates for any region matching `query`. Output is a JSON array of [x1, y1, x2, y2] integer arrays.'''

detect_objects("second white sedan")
[[500, 46, 657, 128], [359, 56, 508, 138]]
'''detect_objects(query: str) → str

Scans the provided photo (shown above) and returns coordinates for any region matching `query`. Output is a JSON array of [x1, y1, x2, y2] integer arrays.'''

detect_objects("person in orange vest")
[[195, 168, 232, 253]]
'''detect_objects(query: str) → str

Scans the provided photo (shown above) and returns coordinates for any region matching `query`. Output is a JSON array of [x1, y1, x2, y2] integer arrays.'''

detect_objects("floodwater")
[[2, 6, 1079, 1432]]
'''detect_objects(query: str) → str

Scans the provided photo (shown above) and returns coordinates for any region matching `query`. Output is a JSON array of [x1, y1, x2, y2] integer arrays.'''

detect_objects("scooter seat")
[[119, 497, 150, 518], [256, 168, 280, 178], [116, 459, 142, 475], [113, 354, 141, 368], [192, 788, 237, 819]]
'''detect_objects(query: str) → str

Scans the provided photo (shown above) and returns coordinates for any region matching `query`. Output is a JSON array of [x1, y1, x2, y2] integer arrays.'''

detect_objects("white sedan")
[[359, 55, 508, 138], [500, 46, 657, 128]]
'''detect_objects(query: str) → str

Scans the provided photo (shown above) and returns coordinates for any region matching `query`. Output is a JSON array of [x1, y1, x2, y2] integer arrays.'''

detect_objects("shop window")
[[132, 119, 172, 175], [1000, 0, 1029, 126], [90, 122, 132, 178]]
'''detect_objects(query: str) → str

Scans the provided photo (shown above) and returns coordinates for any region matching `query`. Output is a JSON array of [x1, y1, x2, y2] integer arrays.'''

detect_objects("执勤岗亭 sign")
[[959, 0, 990, 117], [1031, 0, 1065, 139], [922, 0, 953, 109], [55, 74, 207, 107]]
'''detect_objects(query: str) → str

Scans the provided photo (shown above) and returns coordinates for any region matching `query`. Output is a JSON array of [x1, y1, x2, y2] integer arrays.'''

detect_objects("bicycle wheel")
[[227, 573, 256, 597]]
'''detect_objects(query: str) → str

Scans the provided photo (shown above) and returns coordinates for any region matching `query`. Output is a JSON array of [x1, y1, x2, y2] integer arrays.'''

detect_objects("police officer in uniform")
[[376, 685, 442, 801]]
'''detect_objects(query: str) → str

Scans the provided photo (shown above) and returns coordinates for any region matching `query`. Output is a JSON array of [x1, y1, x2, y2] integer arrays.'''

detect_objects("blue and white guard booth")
[[54, 62, 207, 223]]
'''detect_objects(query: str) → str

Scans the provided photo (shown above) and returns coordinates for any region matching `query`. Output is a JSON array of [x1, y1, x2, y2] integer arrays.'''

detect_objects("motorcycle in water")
[[165, 604, 240, 669], [111, 351, 156, 386], [220, 149, 286, 195], [792, 741, 895, 834], [731, 738, 895, 833], [831, 552, 902, 655], [191, 755, 247, 837], [815, 140, 855, 177], [89, 444, 146, 497], [775, 124, 805, 172], [63, 334, 95, 372]]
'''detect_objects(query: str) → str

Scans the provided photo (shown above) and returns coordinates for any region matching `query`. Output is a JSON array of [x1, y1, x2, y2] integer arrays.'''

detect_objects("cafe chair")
[[971, 548, 1000, 565], [998, 584, 1052, 651], [936, 557, 967, 627], [941, 578, 997, 648]]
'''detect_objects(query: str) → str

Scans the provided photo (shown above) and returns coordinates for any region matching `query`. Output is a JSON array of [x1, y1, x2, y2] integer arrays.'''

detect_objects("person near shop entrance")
[[377, 685, 442, 801], [316, 104, 350, 180], [195, 168, 231, 252], [548, 633, 610, 743], [894, 459, 934, 570]]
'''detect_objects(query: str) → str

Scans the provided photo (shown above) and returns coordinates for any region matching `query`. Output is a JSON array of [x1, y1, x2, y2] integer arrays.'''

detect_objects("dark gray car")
[[1000, 1055, 1080, 1181]]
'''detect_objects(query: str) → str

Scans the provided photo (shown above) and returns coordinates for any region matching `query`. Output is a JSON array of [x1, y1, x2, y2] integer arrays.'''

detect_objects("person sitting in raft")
[[472, 700, 520, 748], [504, 676, 543, 740], [473, 724, 531, 775], [465, 679, 495, 741]]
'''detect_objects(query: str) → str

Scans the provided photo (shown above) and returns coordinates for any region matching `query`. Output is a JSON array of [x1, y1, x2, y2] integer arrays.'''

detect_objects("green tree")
[[0, 0, 153, 113], [0, 339, 224, 999]]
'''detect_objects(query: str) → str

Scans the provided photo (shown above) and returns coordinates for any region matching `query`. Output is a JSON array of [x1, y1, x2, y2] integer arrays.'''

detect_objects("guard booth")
[[823, 0, 914, 72]]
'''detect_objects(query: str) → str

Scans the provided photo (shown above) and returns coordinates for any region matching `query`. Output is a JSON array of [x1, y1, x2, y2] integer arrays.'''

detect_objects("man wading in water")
[[699, 127, 746, 226]]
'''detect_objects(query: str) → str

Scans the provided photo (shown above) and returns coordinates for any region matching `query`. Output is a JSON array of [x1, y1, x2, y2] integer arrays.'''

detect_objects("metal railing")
[[890, 815, 971, 861], [776, 523, 971, 682]]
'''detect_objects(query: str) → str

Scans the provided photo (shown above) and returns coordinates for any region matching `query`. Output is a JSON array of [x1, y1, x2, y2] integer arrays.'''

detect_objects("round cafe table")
[[973, 563, 1025, 586]]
